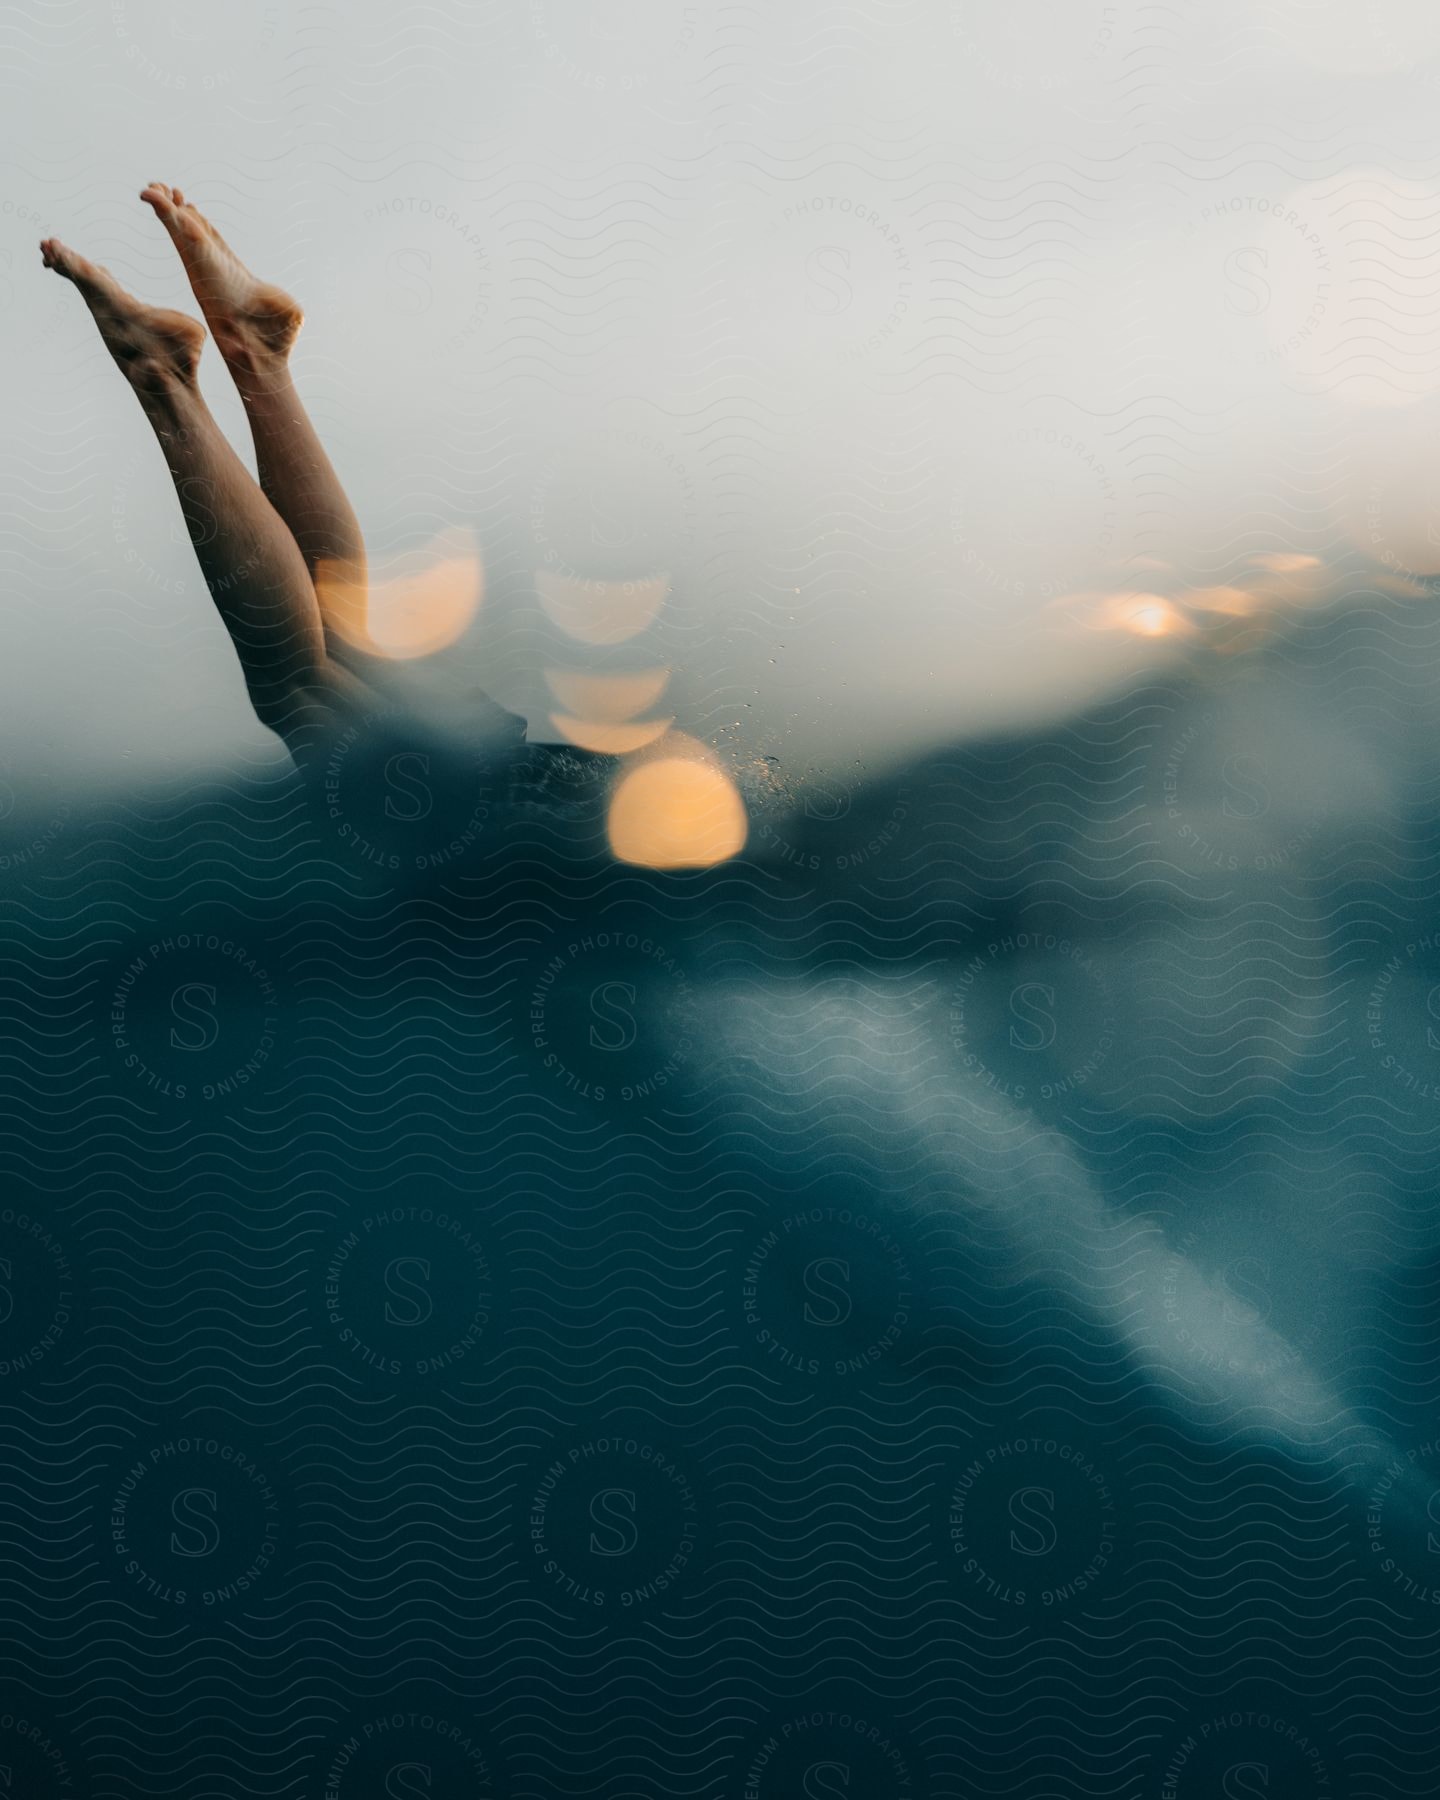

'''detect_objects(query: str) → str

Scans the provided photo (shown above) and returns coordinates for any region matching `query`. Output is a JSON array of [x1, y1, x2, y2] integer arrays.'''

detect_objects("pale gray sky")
[[8, 1, 1440, 789]]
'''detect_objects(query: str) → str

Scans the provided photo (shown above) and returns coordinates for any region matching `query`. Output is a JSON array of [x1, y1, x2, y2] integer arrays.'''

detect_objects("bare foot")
[[140, 181, 303, 364], [39, 237, 205, 394]]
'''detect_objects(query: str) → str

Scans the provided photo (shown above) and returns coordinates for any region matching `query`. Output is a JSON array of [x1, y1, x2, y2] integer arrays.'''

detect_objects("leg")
[[138, 183, 371, 659], [39, 237, 364, 753]]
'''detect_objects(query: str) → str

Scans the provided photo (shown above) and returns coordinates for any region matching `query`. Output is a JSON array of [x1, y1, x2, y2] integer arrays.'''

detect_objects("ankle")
[[219, 337, 291, 390], [129, 360, 200, 419]]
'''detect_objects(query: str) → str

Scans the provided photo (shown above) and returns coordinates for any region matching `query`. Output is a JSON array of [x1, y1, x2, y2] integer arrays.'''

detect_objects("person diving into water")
[[40, 184, 379, 758]]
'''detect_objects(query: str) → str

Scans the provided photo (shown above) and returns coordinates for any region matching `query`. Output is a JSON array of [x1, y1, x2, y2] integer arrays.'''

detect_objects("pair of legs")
[[41, 184, 371, 755]]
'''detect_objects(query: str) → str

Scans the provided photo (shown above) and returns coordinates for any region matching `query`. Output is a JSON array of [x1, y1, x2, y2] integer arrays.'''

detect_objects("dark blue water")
[[3, 593, 1440, 1797]]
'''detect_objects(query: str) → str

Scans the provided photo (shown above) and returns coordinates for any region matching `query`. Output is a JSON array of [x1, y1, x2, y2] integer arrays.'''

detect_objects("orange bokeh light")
[[1057, 589, 1196, 639], [544, 667, 671, 720], [551, 714, 675, 754], [536, 570, 670, 645], [318, 526, 483, 660], [1247, 553, 1322, 575], [608, 750, 748, 869]]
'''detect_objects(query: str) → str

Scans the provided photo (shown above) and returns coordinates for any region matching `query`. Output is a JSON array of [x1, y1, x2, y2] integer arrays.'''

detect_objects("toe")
[[173, 187, 186, 205]]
